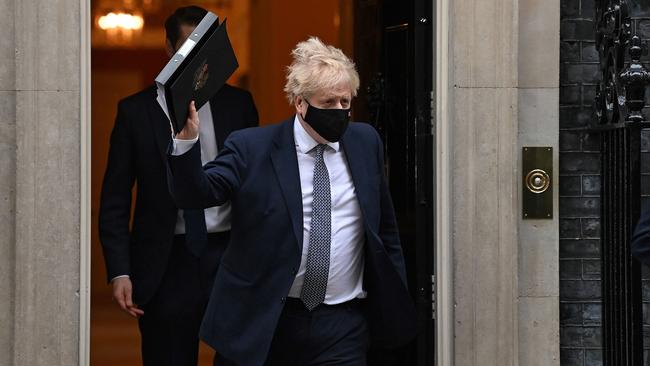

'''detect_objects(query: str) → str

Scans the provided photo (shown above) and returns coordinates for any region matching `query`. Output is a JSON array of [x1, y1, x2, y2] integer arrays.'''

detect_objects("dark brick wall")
[[560, 1, 650, 365], [637, 3, 650, 365], [641, 126, 650, 365], [560, 0, 602, 365]]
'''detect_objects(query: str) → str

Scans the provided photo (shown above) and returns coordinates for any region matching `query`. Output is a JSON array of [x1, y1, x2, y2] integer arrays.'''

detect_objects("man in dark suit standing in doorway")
[[168, 37, 415, 366], [98, 6, 258, 366]]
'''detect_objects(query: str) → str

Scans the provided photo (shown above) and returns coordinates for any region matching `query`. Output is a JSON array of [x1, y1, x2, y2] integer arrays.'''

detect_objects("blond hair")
[[284, 37, 360, 104]]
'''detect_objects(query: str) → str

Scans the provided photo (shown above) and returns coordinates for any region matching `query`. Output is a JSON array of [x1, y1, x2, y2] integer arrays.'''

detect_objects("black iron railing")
[[593, 0, 650, 364]]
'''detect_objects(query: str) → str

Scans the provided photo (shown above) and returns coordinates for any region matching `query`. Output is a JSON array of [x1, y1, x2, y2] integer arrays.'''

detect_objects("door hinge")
[[430, 90, 435, 135], [431, 274, 436, 320]]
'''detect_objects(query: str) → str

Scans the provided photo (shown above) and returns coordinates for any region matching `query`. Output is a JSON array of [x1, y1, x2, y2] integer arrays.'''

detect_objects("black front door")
[[354, 0, 435, 364]]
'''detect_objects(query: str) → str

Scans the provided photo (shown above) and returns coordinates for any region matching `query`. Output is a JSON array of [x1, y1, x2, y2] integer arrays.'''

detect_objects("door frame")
[[434, 0, 453, 364], [76, 0, 455, 364], [80, 0, 92, 365]]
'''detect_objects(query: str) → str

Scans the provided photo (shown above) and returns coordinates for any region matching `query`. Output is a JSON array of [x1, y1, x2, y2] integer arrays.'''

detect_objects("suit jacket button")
[[280, 297, 286, 303]]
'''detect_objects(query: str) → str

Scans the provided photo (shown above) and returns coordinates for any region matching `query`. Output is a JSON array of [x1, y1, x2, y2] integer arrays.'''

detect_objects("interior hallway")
[[90, 300, 214, 365], [90, 1, 352, 364]]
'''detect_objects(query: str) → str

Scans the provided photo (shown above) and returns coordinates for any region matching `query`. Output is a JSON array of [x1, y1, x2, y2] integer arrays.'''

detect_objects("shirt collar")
[[293, 114, 340, 154]]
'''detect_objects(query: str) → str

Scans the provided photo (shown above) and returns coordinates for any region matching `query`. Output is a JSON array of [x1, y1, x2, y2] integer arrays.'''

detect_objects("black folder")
[[155, 12, 238, 134]]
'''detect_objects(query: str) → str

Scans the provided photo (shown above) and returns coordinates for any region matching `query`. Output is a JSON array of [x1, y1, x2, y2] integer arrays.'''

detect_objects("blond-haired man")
[[169, 37, 416, 366]]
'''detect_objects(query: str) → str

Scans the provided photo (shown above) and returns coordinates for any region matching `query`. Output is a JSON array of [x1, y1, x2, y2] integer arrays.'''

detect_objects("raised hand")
[[176, 100, 200, 140]]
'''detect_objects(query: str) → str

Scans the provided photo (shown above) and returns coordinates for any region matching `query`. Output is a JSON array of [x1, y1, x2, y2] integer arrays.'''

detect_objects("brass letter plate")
[[522, 147, 553, 219]]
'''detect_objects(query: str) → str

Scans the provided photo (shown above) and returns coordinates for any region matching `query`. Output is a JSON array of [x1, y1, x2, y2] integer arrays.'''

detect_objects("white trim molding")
[[435, 0, 453, 363], [79, 0, 92, 364]]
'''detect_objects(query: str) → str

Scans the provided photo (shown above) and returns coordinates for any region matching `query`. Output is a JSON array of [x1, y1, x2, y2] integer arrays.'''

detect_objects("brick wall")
[[560, 0, 602, 364], [635, 2, 650, 362], [560, 1, 650, 365]]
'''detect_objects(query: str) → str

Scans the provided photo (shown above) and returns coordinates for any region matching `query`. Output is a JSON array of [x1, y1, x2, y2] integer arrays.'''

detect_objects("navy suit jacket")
[[99, 84, 258, 305], [632, 208, 650, 265], [168, 118, 417, 366]]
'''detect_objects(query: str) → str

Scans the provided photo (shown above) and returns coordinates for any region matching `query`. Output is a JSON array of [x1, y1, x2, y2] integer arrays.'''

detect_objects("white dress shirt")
[[286, 116, 366, 304], [172, 116, 366, 303]]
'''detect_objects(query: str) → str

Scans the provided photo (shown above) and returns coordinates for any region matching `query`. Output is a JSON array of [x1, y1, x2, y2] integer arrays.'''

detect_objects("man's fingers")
[[114, 292, 128, 311], [189, 100, 198, 119], [112, 278, 133, 314], [125, 287, 134, 308], [125, 304, 144, 318], [127, 309, 140, 318], [176, 101, 200, 140], [120, 285, 141, 317], [188, 101, 199, 129]]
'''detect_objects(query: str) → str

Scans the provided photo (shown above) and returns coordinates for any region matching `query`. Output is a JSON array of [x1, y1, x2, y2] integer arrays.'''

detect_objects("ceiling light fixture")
[[97, 12, 144, 31]]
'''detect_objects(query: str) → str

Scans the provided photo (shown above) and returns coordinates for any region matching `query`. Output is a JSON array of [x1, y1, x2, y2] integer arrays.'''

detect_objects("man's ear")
[[294, 96, 304, 116], [165, 39, 175, 58], [294, 95, 301, 108]]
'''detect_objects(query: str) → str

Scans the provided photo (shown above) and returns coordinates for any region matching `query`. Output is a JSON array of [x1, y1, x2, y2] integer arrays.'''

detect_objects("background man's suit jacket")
[[99, 83, 258, 305], [168, 118, 417, 366]]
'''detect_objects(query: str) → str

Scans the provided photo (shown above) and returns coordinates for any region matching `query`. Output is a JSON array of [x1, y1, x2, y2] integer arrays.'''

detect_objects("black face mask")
[[302, 101, 351, 142]]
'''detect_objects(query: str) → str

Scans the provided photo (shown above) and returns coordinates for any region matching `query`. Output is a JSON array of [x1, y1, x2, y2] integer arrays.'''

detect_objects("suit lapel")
[[270, 119, 304, 250], [340, 130, 371, 226], [146, 87, 174, 164]]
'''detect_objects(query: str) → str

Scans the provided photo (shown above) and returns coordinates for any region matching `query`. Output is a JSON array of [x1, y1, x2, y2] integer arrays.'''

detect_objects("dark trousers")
[[217, 298, 369, 366], [138, 232, 229, 366]]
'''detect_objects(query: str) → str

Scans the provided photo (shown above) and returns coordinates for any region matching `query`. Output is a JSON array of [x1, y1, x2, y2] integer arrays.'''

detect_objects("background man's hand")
[[112, 277, 144, 318], [175, 101, 200, 140]]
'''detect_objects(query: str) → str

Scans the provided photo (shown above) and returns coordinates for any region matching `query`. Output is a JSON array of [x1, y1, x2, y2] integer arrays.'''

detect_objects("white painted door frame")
[[79, 0, 91, 365], [435, 0, 453, 364]]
